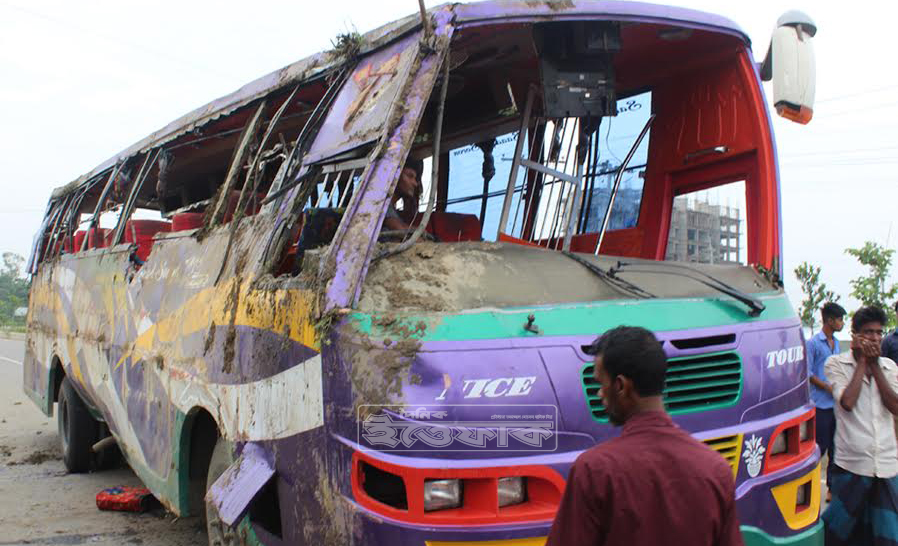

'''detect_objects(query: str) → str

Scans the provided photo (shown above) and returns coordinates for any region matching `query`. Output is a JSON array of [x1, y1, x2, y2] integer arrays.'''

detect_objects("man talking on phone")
[[823, 306, 898, 545]]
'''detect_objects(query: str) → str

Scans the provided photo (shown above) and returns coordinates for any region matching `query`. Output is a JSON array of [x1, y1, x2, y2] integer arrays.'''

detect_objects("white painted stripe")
[[164, 355, 325, 441], [0, 356, 22, 365]]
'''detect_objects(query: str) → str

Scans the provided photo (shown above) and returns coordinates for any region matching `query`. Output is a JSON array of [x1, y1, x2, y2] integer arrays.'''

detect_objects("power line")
[[781, 160, 898, 167], [814, 101, 898, 120], [783, 145, 898, 158], [816, 83, 898, 104]]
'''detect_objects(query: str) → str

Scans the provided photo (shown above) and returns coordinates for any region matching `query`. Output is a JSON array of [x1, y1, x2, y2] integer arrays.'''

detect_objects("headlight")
[[498, 476, 526, 507], [770, 433, 787, 455], [424, 479, 461, 511], [799, 420, 811, 442]]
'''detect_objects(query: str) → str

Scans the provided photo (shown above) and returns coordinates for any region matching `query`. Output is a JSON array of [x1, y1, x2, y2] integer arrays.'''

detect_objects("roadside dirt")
[[0, 339, 205, 546]]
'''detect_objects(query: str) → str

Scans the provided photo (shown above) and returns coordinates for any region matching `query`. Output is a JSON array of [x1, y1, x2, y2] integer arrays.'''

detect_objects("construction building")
[[664, 198, 743, 264]]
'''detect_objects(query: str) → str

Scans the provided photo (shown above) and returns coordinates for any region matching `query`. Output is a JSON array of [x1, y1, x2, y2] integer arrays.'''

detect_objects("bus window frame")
[[110, 150, 161, 247], [663, 153, 757, 264]]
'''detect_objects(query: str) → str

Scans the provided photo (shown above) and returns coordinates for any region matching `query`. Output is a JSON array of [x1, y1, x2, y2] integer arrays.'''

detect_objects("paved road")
[[0, 338, 207, 546]]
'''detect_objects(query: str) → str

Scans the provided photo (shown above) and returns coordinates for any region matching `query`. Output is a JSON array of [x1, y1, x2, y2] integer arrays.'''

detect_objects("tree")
[[0, 252, 29, 327], [845, 241, 898, 327], [794, 262, 839, 333]]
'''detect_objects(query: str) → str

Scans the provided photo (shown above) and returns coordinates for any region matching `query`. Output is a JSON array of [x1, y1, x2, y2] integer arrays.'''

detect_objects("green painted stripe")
[[352, 293, 796, 342], [740, 522, 823, 546]]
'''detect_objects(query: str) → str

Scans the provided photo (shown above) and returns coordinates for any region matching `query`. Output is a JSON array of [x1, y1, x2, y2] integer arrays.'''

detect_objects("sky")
[[1, 0, 896, 314]]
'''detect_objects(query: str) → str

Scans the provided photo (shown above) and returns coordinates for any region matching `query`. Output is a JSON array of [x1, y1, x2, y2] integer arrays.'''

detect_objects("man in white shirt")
[[823, 306, 898, 545]]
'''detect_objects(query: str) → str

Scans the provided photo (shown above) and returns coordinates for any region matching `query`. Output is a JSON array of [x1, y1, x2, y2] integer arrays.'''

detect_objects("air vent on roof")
[[670, 334, 736, 350]]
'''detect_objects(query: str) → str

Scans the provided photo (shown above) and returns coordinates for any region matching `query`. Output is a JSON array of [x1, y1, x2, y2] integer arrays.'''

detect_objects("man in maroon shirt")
[[546, 326, 744, 546]]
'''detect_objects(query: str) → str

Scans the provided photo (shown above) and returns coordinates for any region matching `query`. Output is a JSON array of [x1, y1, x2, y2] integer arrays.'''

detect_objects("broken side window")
[[271, 150, 371, 277]]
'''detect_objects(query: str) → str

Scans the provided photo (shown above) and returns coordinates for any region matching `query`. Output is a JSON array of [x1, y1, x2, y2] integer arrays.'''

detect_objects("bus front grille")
[[581, 351, 743, 421]]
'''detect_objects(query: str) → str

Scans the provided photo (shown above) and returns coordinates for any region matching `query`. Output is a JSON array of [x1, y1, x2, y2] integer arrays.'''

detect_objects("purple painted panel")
[[324, 10, 455, 311], [398, 318, 804, 445], [208, 442, 275, 527], [304, 36, 421, 164], [453, 0, 748, 43]]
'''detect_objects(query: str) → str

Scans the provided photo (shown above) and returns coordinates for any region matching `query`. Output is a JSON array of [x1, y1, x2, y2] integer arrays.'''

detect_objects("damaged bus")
[[24, 2, 821, 545]]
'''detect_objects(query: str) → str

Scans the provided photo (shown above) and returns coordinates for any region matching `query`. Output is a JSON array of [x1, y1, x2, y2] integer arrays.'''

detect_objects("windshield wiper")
[[610, 261, 766, 317], [561, 252, 655, 299]]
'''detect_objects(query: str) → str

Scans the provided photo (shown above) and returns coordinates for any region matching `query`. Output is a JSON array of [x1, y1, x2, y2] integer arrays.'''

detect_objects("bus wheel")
[[57, 377, 98, 473], [205, 437, 240, 546]]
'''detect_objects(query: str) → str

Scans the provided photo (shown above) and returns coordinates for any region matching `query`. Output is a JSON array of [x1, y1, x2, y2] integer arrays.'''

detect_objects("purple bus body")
[[25, 2, 820, 545]]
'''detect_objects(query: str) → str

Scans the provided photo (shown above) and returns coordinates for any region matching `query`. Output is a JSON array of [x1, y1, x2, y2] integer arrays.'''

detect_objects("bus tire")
[[205, 436, 241, 545], [57, 377, 98, 473]]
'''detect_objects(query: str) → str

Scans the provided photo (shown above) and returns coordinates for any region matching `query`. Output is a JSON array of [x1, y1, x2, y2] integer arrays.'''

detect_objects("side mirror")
[[760, 11, 817, 124]]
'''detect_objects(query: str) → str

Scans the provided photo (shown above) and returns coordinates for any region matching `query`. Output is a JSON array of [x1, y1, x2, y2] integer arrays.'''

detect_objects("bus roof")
[[51, 0, 747, 199]]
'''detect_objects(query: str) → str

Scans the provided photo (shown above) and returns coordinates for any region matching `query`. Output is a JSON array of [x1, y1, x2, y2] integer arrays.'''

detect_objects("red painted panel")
[[763, 408, 816, 475], [639, 47, 778, 268], [351, 450, 564, 525]]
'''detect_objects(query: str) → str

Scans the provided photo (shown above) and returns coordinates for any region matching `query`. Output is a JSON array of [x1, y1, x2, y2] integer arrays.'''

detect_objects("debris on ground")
[[96, 487, 159, 513]]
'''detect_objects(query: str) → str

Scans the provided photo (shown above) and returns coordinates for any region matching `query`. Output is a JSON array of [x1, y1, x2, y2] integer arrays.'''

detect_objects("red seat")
[[51, 235, 73, 255], [223, 190, 265, 223], [73, 230, 87, 252], [428, 212, 482, 242], [87, 228, 110, 249], [123, 220, 171, 261], [172, 212, 205, 232]]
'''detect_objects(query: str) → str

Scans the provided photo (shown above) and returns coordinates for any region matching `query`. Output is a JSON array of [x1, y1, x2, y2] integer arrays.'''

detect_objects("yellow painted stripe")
[[36, 269, 320, 373], [702, 433, 743, 479], [123, 278, 319, 367], [709, 441, 740, 450]]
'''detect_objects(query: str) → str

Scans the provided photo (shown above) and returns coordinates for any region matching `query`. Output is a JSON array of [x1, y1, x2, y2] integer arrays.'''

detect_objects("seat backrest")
[[87, 228, 110, 249], [223, 190, 265, 223], [171, 212, 205, 232], [568, 228, 645, 257], [73, 230, 87, 252], [429, 212, 482, 242], [125, 220, 172, 261]]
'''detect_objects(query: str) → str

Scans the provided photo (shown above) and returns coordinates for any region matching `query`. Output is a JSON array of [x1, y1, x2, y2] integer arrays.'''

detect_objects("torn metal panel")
[[304, 36, 422, 165], [323, 8, 456, 313], [207, 442, 275, 527]]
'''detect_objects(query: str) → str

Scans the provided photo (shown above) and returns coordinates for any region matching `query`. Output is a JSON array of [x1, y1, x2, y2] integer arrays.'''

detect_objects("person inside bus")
[[806, 301, 846, 495], [383, 158, 422, 232], [546, 326, 743, 546], [823, 306, 898, 545]]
